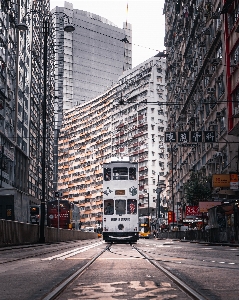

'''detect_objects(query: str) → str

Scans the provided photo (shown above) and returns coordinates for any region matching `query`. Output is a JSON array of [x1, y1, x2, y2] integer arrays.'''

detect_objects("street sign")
[[55, 191, 63, 198]]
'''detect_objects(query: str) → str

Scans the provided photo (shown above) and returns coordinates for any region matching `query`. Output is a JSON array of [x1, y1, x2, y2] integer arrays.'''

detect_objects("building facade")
[[0, 0, 55, 222], [52, 1, 132, 192], [57, 56, 167, 227], [163, 0, 239, 222]]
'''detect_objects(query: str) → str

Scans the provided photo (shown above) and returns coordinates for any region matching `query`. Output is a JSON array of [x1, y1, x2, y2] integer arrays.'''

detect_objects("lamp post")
[[171, 143, 175, 229], [156, 175, 166, 234], [16, 13, 75, 243], [0, 145, 4, 188]]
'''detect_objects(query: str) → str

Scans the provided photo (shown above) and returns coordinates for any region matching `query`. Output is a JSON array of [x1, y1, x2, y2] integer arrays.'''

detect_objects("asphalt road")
[[0, 238, 238, 299]]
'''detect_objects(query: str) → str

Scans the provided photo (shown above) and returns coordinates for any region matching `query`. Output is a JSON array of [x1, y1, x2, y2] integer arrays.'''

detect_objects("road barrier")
[[0, 219, 98, 246]]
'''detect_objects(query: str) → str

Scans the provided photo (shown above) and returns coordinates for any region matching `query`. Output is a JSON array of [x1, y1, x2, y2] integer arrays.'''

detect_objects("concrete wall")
[[0, 219, 98, 247]]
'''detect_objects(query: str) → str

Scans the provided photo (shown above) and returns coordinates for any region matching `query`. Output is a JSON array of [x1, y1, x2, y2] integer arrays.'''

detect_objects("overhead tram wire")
[[68, 19, 162, 53]]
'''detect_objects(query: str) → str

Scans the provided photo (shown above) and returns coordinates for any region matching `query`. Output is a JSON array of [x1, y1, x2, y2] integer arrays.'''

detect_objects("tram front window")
[[104, 168, 111, 181], [129, 167, 136, 180], [104, 200, 114, 215], [115, 199, 126, 215], [113, 167, 128, 180]]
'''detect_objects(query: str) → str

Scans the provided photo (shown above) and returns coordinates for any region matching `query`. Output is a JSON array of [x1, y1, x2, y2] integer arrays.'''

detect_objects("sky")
[[50, 0, 166, 68]]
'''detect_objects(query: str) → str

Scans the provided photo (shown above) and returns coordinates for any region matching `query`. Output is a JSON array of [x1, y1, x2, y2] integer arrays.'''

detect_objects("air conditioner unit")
[[207, 87, 215, 94], [207, 158, 214, 164], [209, 121, 216, 125]]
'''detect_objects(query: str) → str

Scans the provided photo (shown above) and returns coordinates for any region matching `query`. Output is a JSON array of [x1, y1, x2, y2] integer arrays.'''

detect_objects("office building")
[[52, 1, 132, 191]]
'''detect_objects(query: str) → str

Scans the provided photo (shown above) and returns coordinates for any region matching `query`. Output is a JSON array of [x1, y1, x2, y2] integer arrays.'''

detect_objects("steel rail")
[[133, 245, 207, 300], [42, 244, 111, 300]]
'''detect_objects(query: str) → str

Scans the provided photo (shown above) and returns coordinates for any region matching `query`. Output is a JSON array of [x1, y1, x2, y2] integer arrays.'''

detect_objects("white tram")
[[103, 159, 139, 243]]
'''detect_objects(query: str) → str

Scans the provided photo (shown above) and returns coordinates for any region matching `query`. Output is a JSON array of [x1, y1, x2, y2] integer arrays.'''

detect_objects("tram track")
[[132, 244, 207, 300], [41, 244, 111, 300], [41, 243, 207, 300]]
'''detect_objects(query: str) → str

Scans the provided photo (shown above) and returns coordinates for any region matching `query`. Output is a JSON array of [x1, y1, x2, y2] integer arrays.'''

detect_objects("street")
[[0, 238, 239, 299]]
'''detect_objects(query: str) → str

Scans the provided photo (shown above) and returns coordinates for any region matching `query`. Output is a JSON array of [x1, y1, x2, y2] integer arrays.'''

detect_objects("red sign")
[[186, 206, 199, 216], [168, 211, 175, 223]]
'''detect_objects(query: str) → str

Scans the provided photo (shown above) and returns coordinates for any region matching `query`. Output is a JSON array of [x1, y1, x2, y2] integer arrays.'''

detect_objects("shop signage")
[[230, 174, 238, 190], [199, 201, 221, 213], [212, 174, 230, 187], [185, 206, 199, 216], [168, 211, 175, 223], [164, 131, 216, 143]]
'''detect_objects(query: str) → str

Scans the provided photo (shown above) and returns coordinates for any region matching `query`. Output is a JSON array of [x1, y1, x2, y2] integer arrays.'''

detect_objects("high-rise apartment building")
[[52, 1, 132, 191], [164, 0, 239, 221], [57, 56, 167, 227]]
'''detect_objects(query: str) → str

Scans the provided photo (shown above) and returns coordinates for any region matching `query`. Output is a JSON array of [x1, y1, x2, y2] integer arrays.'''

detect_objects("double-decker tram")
[[103, 159, 139, 243]]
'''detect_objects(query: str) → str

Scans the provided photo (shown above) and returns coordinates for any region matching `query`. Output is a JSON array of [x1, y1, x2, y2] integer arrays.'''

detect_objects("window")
[[129, 167, 136, 180], [115, 199, 126, 215], [113, 167, 128, 180], [104, 167, 111, 181], [104, 200, 114, 215], [219, 116, 226, 133], [127, 199, 137, 214]]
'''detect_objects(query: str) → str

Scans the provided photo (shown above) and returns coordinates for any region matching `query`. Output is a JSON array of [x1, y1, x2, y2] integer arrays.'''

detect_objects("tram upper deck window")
[[113, 167, 128, 180], [115, 199, 126, 215], [104, 168, 111, 181], [104, 200, 114, 215], [129, 167, 136, 180]]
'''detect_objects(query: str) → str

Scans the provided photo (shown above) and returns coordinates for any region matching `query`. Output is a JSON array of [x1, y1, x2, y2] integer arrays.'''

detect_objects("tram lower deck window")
[[115, 199, 126, 214], [104, 200, 114, 215]]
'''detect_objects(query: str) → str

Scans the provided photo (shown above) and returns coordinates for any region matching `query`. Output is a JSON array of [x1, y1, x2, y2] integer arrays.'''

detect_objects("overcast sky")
[[50, 0, 165, 68]]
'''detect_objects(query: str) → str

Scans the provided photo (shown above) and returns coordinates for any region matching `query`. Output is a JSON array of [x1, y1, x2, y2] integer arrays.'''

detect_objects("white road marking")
[[41, 242, 103, 261]]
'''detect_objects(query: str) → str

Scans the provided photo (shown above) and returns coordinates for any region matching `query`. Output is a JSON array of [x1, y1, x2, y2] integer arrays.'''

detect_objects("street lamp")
[[16, 12, 75, 243]]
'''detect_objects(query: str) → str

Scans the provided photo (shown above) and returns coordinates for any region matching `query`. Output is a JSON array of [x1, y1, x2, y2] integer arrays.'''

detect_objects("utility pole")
[[39, 19, 49, 243], [0, 145, 3, 188], [171, 143, 174, 229]]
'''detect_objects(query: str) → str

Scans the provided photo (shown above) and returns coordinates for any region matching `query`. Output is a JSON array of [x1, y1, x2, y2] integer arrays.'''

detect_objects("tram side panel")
[[103, 162, 139, 242]]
